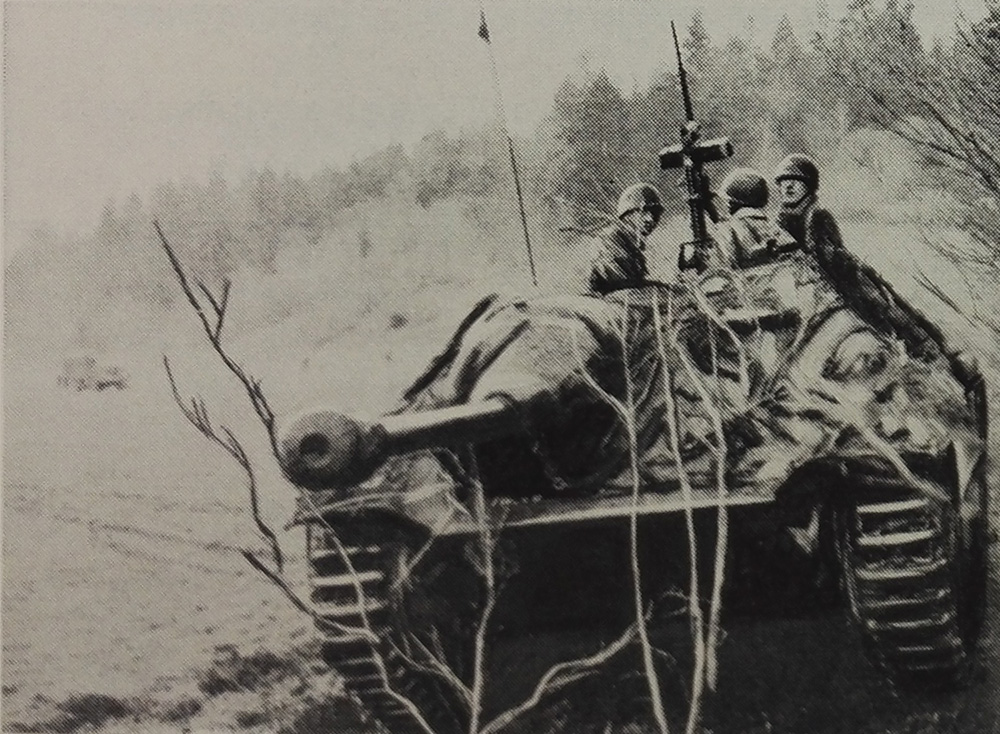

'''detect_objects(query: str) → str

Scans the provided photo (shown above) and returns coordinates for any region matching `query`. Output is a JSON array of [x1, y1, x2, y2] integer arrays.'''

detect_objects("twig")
[[617, 291, 671, 734], [296, 492, 440, 734], [480, 624, 640, 734], [241, 551, 314, 617], [154, 221, 276, 447], [402, 634, 474, 707], [163, 355, 284, 572], [156, 220, 453, 732], [468, 448, 499, 734], [661, 289, 730, 694], [650, 290, 708, 734]]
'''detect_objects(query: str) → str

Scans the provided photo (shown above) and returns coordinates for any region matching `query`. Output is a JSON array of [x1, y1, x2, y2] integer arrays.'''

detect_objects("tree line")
[[24, 1, 1000, 315]]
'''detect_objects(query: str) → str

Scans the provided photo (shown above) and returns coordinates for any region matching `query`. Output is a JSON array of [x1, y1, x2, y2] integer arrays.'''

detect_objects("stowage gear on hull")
[[290, 255, 983, 530]]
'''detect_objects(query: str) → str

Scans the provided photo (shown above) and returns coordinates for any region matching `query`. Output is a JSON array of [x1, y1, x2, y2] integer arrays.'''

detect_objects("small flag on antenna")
[[478, 10, 491, 42]]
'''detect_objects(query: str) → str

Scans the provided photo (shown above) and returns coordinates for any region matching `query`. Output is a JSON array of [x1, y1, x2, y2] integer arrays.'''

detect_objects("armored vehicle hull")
[[279, 257, 989, 734]]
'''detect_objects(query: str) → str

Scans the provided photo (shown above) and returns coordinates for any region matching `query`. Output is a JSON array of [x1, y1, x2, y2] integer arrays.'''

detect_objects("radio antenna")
[[478, 6, 538, 286]]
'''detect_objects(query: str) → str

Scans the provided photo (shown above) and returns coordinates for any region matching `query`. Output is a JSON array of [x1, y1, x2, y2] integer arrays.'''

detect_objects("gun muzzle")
[[276, 398, 520, 490], [277, 411, 388, 490]]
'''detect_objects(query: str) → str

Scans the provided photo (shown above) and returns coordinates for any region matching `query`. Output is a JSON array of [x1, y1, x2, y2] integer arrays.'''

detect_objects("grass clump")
[[197, 644, 296, 697], [8, 693, 135, 732]]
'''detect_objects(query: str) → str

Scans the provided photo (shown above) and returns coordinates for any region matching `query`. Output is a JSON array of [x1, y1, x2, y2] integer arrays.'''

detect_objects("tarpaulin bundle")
[[296, 255, 982, 526]]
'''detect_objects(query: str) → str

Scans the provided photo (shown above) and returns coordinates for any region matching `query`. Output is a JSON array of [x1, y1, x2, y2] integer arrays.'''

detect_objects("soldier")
[[774, 154, 980, 390], [589, 183, 664, 295], [712, 167, 796, 269], [773, 154, 844, 254]]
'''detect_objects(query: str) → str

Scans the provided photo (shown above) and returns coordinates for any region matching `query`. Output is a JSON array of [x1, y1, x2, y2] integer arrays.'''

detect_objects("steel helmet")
[[616, 183, 664, 219], [720, 168, 769, 209], [773, 154, 820, 191]]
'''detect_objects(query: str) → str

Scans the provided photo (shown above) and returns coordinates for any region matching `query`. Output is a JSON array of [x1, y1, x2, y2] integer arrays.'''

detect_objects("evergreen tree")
[[546, 70, 635, 222], [251, 168, 281, 271]]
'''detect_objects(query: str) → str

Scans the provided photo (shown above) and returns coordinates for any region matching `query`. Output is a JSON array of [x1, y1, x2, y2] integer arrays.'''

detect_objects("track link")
[[845, 496, 974, 685], [307, 524, 466, 734]]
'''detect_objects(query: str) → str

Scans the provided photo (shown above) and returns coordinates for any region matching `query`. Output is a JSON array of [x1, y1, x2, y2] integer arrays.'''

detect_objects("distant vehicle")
[[57, 356, 128, 392]]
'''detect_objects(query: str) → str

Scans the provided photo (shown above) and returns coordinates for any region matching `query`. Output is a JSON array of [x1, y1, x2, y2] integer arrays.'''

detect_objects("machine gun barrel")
[[277, 398, 521, 490], [672, 21, 695, 125], [661, 20, 734, 272]]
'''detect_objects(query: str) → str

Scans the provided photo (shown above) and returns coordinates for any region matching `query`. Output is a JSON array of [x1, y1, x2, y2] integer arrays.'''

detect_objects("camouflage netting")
[[295, 254, 982, 530]]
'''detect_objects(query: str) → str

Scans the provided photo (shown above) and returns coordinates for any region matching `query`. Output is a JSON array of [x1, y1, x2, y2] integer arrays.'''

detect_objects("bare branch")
[[241, 550, 312, 616], [656, 288, 730, 696], [218, 279, 232, 335], [397, 634, 473, 706], [467, 445, 505, 734], [617, 291, 670, 734], [154, 220, 276, 444], [155, 223, 451, 731], [163, 355, 285, 572], [239, 550, 379, 645], [650, 291, 708, 734], [294, 492, 440, 734], [480, 623, 640, 734], [196, 280, 221, 320], [913, 267, 968, 320], [195, 278, 232, 339], [220, 425, 284, 571]]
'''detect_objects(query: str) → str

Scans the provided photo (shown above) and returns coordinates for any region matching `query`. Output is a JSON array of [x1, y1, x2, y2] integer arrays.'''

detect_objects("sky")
[[2, 0, 992, 238]]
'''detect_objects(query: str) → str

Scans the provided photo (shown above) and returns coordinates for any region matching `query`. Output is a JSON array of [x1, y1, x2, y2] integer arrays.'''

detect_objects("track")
[[843, 493, 983, 686], [307, 524, 466, 734]]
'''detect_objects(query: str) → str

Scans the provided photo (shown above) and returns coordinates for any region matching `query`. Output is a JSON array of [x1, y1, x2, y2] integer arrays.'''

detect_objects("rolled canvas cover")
[[296, 254, 982, 528]]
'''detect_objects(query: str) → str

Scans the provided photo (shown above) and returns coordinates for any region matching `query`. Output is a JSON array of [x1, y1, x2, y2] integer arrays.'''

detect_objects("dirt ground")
[[3, 214, 999, 733]]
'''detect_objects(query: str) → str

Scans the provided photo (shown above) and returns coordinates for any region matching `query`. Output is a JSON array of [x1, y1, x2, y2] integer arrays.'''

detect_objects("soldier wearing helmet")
[[588, 183, 664, 295], [772, 154, 979, 389], [711, 167, 797, 269], [773, 154, 842, 254]]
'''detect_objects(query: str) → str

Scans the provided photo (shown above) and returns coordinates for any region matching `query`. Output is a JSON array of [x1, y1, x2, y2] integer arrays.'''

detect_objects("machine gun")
[[659, 21, 734, 273]]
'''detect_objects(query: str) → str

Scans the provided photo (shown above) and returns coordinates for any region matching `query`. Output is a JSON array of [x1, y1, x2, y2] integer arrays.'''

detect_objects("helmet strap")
[[780, 187, 814, 210]]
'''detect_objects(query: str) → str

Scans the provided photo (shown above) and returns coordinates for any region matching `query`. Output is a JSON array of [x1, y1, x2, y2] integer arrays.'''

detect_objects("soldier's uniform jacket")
[[589, 224, 649, 295], [712, 207, 797, 269], [779, 195, 951, 362]]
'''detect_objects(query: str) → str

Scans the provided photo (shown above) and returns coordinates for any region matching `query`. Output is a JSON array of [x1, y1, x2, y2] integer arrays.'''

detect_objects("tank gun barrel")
[[277, 398, 521, 490]]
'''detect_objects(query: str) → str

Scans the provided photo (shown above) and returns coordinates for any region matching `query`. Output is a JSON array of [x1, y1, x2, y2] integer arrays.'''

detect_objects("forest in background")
[[5, 1, 999, 361]]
